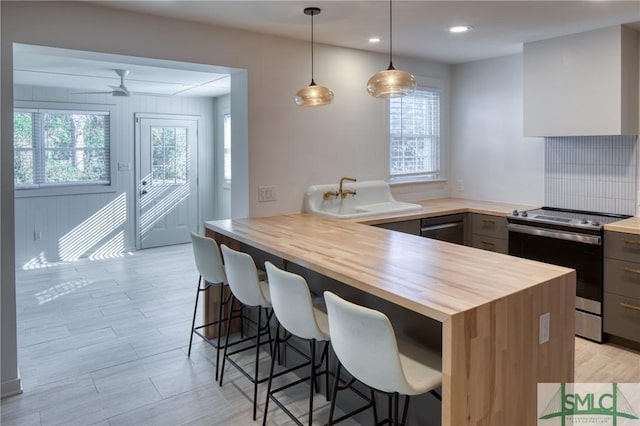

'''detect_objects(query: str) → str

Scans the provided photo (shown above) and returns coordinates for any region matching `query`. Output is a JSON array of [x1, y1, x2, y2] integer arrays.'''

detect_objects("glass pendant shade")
[[295, 7, 333, 107], [368, 0, 415, 98], [366, 65, 417, 98], [295, 80, 334, 107]]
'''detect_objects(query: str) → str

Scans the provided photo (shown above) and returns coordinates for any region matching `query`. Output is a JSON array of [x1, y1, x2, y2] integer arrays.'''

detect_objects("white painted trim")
[[1, 376, 23, 398]]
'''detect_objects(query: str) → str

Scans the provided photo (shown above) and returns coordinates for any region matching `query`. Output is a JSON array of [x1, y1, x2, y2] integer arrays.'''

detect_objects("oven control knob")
[[592, 220, 600, 227], [512, 209, 519, 216], [521, 211, 528, 217], [581, 218, 588, 224]]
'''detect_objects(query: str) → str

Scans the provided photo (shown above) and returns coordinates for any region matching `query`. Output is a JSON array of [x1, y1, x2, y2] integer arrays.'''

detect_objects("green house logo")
[[539, 383, 639, 426]]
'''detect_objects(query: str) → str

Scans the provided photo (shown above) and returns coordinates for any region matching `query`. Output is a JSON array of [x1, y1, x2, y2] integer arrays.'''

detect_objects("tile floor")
[[2, 243, 639, 425], [2, 244, 360, 426]]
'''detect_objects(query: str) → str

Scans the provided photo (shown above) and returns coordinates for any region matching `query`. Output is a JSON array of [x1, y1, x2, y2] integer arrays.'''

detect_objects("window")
[[223, 113, 231, 186], [389, 88, 441, 182], [151, 126, 189, 185], [14, 107, 111, 190]]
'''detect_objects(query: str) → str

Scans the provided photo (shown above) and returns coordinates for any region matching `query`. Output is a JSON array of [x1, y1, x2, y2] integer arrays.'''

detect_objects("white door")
[[136, 115, 198, 249]]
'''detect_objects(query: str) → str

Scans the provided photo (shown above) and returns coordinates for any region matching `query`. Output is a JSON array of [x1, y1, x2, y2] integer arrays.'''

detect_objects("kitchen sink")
[[303, 180, 422, 219]]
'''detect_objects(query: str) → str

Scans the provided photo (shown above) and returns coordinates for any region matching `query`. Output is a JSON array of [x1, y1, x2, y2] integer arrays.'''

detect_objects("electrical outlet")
[[258, 186, 277, 202], [539, 312, 550, 344], [34, 231, 43, 241], [456, 180, 464, 192]]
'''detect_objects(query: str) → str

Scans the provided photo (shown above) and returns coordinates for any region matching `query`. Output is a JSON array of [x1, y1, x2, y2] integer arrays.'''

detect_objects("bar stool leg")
[[214, 282, 225, 381], [187, 276, 203, 357], [327, 362, 342, 425], [262, 323, 280, 426], [218, 294, 235, 387], [252, 306, 263, 421], [394, 392, 400, 426], [308, 339, 317, 425], [371, 390, 379, 425], [401, 395, 410, 426]]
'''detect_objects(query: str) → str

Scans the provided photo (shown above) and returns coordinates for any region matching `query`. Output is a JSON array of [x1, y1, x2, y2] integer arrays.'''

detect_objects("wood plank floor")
[[2, 243, 639, 425]]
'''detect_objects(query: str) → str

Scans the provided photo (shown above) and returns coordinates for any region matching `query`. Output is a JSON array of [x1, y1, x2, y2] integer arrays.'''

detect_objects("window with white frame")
[[14, 107, 111, 189], [389, 88, 441, 181], [223, 113, 231, 186]]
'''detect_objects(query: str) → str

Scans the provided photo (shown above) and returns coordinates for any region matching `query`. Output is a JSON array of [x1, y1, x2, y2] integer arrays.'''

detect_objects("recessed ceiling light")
[[368, 37, 381, 43], [449, 26, 472, 34]]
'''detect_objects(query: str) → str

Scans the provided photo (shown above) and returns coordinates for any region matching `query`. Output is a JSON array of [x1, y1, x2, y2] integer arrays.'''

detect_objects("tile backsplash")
[[545, 135, 638, 216]]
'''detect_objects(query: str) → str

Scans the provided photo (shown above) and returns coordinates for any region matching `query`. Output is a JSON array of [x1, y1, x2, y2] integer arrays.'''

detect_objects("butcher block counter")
[[604, 216, 640, 235], [204, 214, 575, 426]]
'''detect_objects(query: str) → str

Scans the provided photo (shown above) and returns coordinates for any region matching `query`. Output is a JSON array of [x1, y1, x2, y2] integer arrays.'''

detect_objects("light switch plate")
[[118, 162, 131, 171], [258, 186, 277, 202], [539, 312, 550, 344]]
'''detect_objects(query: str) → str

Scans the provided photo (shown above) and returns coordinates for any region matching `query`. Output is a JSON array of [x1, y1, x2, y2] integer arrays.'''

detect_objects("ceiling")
[[13, 1, 640, 98], [99, 0, 640, 64], [14, 45, 232, 98]]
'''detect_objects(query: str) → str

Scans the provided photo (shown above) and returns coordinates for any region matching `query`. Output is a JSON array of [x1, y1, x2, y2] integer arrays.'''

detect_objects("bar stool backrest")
[[220, 244, 269, 307], [324, 291, 410, 395], [190, 232, 227, 285], [264, 262, 329, 342]]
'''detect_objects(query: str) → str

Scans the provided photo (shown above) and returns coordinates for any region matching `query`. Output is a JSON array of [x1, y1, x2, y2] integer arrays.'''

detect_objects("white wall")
[[1, 1, 451, 393], [450, 54, 544, 205], [13, 85, 216, 266]]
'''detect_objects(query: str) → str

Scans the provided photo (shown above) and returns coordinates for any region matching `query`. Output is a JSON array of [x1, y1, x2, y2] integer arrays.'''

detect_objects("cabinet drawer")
[[605, 231, 640, 263], [470, 214, 507, 239], [604, 292, 640, 343], [471, 234, 508, 254], [604, 258, 640, 299]]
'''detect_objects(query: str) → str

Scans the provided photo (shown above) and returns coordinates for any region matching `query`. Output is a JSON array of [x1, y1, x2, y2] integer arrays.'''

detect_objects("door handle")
[[623, 267, 640, 275], [620, 302, 640, 312]]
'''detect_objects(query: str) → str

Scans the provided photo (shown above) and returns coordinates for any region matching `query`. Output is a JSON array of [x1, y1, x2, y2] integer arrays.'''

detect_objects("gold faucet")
[[339, 177, 357, 198], [323, 177, 357, 200]]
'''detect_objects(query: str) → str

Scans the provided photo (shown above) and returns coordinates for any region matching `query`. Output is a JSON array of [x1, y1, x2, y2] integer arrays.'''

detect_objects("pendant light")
[[366, 0, 416, 98], [295, 7, 334, 107]]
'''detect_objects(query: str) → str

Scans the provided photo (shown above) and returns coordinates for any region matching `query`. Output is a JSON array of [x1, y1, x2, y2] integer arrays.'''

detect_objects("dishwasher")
[[420, 214, 465, 244]]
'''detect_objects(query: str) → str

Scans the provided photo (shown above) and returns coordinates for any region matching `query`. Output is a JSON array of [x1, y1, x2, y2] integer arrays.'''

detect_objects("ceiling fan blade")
[[129, 91, 173, 97], [71, 91, 114, 95]]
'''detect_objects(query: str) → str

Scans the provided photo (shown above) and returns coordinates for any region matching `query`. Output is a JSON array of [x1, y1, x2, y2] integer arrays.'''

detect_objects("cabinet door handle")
[[480, 240, 495, 246], [623, 267, 640, 275], [481, 219, 496, 224], [620, 302, 640, 312], [622, 239, 640, 246]]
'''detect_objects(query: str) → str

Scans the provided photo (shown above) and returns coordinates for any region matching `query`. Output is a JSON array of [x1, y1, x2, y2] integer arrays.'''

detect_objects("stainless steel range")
[[507, 207, 631, 342]]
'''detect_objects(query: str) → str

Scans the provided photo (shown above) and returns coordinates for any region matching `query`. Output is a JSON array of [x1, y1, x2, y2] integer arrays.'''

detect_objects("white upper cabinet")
[[524, 26, 639, 137]]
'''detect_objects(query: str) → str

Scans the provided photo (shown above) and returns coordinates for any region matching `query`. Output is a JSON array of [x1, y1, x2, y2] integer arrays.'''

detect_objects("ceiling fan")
[[73, 69, 169, 97]]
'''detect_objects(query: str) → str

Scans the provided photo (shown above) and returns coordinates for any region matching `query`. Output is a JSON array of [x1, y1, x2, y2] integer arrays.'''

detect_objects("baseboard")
[[1, 377, 23, 398]]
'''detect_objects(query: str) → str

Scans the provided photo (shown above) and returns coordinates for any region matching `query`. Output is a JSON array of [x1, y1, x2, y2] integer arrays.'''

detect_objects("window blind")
[[389, 89, 441, 179]]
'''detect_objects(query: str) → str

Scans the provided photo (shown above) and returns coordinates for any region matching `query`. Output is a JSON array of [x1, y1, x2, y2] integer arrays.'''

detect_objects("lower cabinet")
[[373, 213, 509, 254], [469, 213, 508, 254], [604, 231, 640, 345]]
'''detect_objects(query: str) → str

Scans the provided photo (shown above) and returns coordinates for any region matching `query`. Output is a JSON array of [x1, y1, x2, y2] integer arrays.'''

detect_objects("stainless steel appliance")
[[420, 214, 465, 245], [507, 207, 631, 342]]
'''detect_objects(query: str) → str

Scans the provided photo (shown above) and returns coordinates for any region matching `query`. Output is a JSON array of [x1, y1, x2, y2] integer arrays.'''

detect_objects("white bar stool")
[[262, 261, 331, 426], [324, 291, 443, 426], [188, 232, 242, 381]]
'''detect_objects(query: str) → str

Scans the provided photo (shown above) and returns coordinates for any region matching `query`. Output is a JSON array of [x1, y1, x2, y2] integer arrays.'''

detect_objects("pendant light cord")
[[310, 11, 316, 85], [389, 0, 393, 68]]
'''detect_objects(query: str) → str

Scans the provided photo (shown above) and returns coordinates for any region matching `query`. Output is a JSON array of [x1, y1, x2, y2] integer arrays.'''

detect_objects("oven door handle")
[[507, 223, 601, 245]]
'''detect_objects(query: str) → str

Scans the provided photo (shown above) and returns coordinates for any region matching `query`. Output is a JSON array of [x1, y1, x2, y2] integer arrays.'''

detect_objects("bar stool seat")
[[324, 291, 442, 426], [188, 232, 241, 382], [262, 261, 331, 426]]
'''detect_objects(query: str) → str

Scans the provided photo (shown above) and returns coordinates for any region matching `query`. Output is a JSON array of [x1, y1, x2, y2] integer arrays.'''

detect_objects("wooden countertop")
[[355, 197, 536, 225], [605, 216, 640, 235], [205, 214, 573, 322]]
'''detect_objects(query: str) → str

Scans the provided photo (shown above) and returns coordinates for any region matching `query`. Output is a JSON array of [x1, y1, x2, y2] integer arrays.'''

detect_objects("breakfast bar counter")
[[205, 213, 576, 425]]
